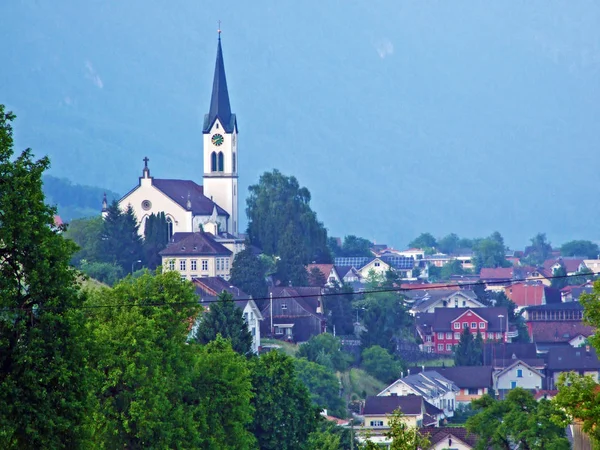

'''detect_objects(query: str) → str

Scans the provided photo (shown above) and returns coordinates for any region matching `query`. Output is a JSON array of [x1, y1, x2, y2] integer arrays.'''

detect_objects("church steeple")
[[203, 34, 236, 133]]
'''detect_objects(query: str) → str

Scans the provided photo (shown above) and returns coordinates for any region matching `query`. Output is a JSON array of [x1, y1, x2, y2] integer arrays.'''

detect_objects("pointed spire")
[[203, 33, 236, 133], [102, 193, 108, 212]]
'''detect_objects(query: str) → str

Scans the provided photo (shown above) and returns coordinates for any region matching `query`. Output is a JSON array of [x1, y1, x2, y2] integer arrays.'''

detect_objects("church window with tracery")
[[218, 152, 224, 172], [166, 217, 173, 239], [211, 152, 217, 172]]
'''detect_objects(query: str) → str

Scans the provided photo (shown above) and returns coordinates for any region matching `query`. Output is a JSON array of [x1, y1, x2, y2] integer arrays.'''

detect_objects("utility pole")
[[270, 291, 273, 336]]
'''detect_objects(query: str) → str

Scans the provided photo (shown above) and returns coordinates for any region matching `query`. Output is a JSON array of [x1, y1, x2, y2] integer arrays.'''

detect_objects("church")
[[107, 33, 240, 238]]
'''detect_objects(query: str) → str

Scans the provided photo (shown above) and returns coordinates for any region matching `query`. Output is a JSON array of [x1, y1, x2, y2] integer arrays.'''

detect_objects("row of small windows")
[[169, 259, 210, 271], [210, 152, 236, 172], [453, 321, 486, 330], [216, 258, 230, 271], [433, 331, 502, 341]]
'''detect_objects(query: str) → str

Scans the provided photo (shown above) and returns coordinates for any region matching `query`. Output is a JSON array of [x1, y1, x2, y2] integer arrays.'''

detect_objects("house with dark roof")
[[407, 289, 484, 315], [378, 371, 458, 418], [406, 366, 494, 405], [112, 35, 241, 236], [420, 427, 480, 450], [260, 286, 326, 342], [160, 232, 233, 280], [545, 346, 600, 389], [493, 358, 544, 397], [359, 395, 440, 446], [415, 307, 509, 355], [191, 277, 263, 353]]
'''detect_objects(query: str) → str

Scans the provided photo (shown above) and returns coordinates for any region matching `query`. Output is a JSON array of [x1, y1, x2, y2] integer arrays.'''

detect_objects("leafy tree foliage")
[[143, 212, 169, 269], [229, 243, 268, 301], [551, 265, 568, 289], [295, 358, 346, 418], [330, 235, 373, 257], [0, 106, 92, 448], [79, 260, 124, 286], [467, 389, 569, 450], [561, 239, 600, 259], [308, 266, 327, 287], [364, 409, 431, 450], [440, 259, 466, 280], [249, 350, 319, 450], [324, 282, 355, 336], [453, 327, 483, 366], [86, 272, 256, 448], [246, 170, 331, 281], [63, 216, 103, 265], [194, 291, 253, 356], [553, 280, 600, 443], [568, 265, 595, 286], [523, 232, 553, 266], [361, 345, 402, 383], [100, 200, 144, 274], [473, 231, 511, 273], [437, 233, 460, 254], [308, 418, 356, 450], [408, 232, 437, 252], [296, 333, 352, 372]]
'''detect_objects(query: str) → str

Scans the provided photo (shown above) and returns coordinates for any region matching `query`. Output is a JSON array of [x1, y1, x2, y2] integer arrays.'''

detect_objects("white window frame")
[[437, 344, 444, 351], [454, 332, 460, 340], [202, 259, 208, 271], [479, 322, 485, 329], [453, 323, 461, 329], [471, 322, 477, 329], [446, 332, 452, 339], [446, 344, 452, 351], [437, 332, 444, 340], [180, 259, 186, 271]]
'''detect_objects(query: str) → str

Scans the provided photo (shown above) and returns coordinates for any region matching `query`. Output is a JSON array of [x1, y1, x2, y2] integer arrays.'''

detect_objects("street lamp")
[[498, 314, 505, 363], [131, 259, 142, 275]]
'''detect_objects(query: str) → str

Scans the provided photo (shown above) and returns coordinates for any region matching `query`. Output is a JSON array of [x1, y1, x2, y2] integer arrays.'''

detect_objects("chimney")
[[586, 345, 591, 356], [407, 369, 411, 375], [422, 365, 425, 373]]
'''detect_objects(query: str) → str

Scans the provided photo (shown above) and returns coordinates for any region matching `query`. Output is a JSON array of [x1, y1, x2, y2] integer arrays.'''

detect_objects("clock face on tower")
[[211, 133, 224, 146]]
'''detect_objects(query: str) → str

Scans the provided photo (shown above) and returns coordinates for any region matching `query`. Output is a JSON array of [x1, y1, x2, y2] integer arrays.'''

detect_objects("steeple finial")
[[142, 156, 150, 178], [218, 20, 221, 38], [102, 192, 108, 212]]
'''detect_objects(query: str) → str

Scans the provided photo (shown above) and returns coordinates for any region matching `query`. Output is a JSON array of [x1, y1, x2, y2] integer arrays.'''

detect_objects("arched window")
[[211, 152, 217, 172], [166, 217, 173, 239], [218, 152, 224, 172], [232, 152, 236, 173]]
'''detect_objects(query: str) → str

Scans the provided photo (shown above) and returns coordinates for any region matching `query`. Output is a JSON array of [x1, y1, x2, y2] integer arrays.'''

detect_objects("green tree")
[[100, 200, 144, 274], [454, 327, 482, 366], [246, 169, 331, 267], [467, 389, 569, 450], [552, 265, 568, 289], [308, 418, 356, 450], [63, 216, 103, 265], [295, 358, 346, 418], [341, 235, 373, 257], [523, 232, 553, 266], [87, 271, 256, 448], [363, 409, 431, 450], [194, 291, 253, 356], [324, 282, 355, 336], [561, 240, 600, 259], [361, 345, 402, 383], [143, 212, 169, 269], [440, 259, 466, 280], [408, 232, 437, 252], [276, 221, 310, 286], [308, 266, 327, 287], [296, 333, 352, 372], [473, 232, 511, 273], [437, 233, 460, 254], [229, 243, 268, 301], [249, 350, 319, 450], [0, 106, 92, 448], [79, 260, 124, 286], [492, 292, 529, 343], [568, 265, 595, 286]]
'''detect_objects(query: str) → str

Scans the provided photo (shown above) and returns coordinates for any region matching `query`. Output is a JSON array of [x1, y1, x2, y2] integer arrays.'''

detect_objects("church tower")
[[202, 33, 239, 235]]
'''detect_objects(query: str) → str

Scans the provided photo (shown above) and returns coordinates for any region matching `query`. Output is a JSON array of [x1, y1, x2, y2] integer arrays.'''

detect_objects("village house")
[[504, 282, 561, 309], [359, 395, 441, 446], [545, 346, 600, 389], [160, 231, 234, 280], [493, 359, 544, 397], [406, 289, 484, 315], [192, 277, 263, 353], [420, 427, 480, 450], [415, 307, 509, 355], [260, 286, 326, 342], [378, 371, 458, 418], [305, 264, 341, 287]]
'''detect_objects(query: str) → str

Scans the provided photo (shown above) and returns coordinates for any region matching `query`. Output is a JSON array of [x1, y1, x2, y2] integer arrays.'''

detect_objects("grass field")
[[339, 368, 386, 402], [261, 338, 299, 357]]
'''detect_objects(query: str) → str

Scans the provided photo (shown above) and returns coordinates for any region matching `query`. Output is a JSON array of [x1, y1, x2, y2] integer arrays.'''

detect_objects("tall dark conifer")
[[143, 212, 169, 269], [100, 200, 144, 273]]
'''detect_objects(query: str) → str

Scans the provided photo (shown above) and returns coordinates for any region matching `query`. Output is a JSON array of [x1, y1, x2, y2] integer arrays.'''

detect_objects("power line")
[[2, 271, 594, 312]]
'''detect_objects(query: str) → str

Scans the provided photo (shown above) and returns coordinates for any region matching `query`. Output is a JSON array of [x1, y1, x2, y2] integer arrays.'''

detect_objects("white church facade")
[[108, 34, 240, 238]]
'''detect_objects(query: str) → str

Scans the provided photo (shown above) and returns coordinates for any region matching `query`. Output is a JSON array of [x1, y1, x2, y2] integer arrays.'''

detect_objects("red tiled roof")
[[534, 390, 558, 400], [306, 264, 335, 281], [479, 267, 513, 281], [529, 321, 595, 343], [543, 257, 585, 274]]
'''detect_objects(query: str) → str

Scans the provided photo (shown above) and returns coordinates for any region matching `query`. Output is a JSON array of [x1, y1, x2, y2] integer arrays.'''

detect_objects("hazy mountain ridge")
[[2, 1, 599, 247]]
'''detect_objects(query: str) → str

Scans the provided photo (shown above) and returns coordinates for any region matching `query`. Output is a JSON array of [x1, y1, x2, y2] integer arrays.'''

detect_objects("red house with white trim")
[[416, 307, 509, 355]]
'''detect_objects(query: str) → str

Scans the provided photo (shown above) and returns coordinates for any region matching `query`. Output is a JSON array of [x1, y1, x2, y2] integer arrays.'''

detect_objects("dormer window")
[[281, 303, 287, 310]]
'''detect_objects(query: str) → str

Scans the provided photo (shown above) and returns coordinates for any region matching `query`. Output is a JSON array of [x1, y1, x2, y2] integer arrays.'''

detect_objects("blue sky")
[[2, 1, 599, 248]]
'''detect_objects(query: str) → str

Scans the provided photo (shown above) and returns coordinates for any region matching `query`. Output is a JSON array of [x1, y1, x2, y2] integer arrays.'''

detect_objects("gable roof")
[[159, 232, 232, 257], [203, 37, 236, 133], [529, 321, 595, 344], [306, 264, 338, 285], [494, 359, 545, 379], [266, 286, 323, 317], [479, 267, 514, 282], [415, 307, 509, 332], [408, 290, 483, 313], [151, 179, 229, 217], [363, 395, 423, 416], [546, 346, 600, 371], [407, 366, 493, 389], [421, 427, 479, 448], [381, 371, 458, 398]]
